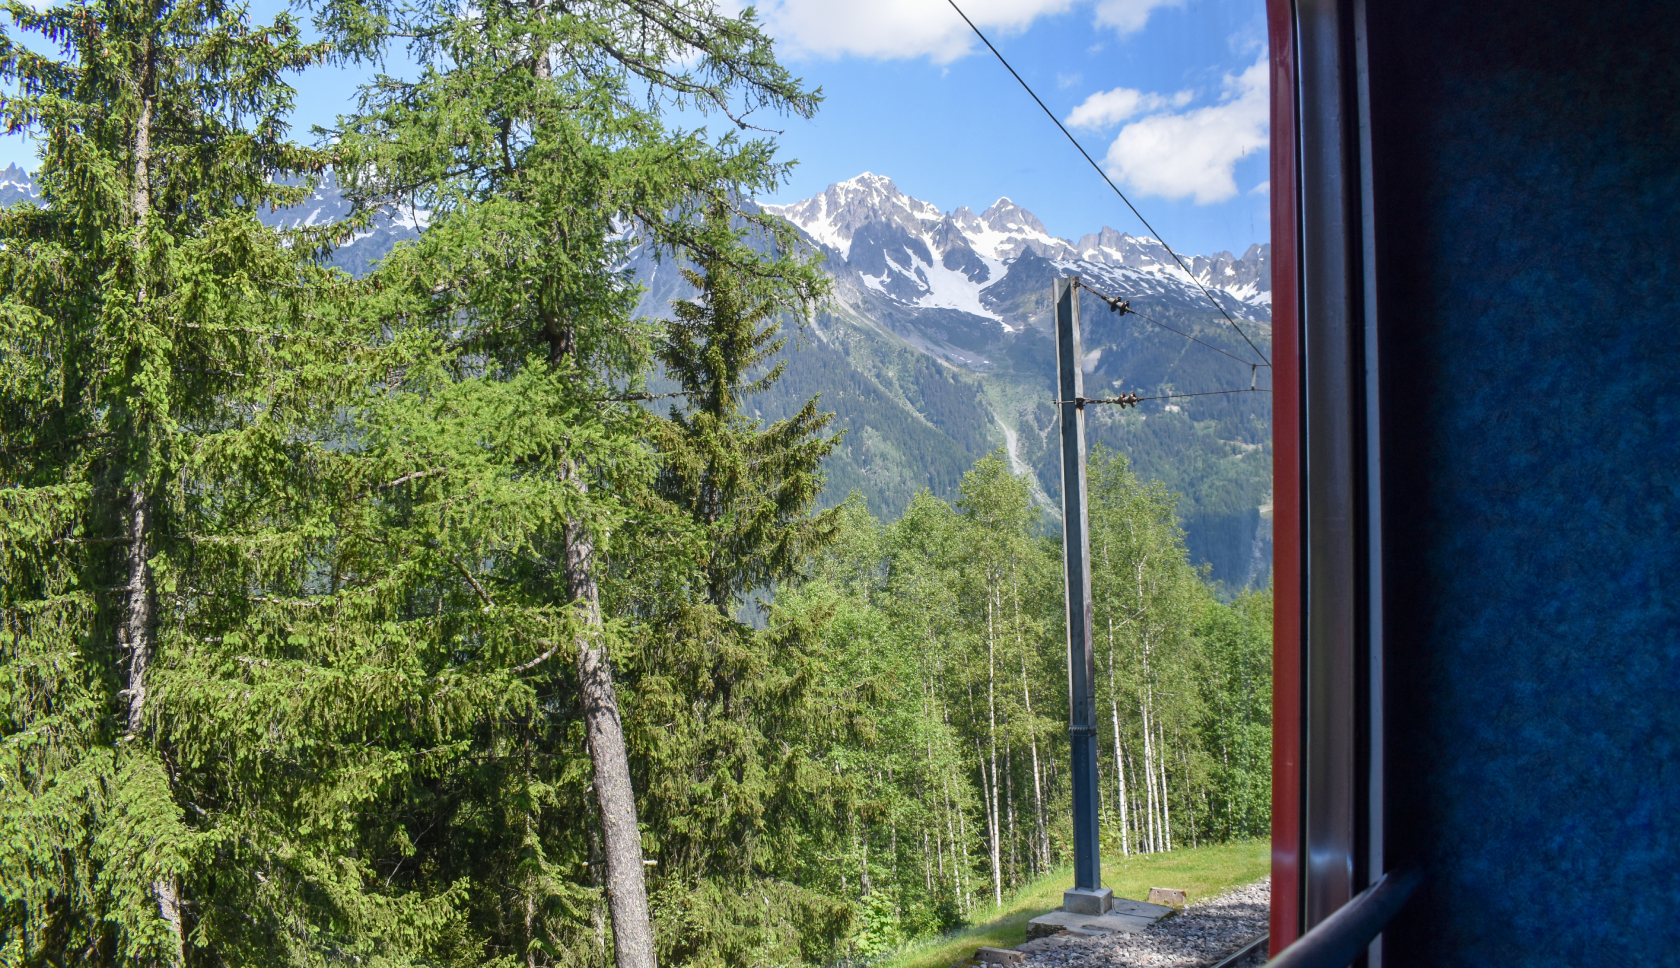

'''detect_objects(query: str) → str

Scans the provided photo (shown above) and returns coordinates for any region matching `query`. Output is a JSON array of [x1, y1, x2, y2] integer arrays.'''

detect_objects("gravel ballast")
[[1014, 880, 1269, 968]]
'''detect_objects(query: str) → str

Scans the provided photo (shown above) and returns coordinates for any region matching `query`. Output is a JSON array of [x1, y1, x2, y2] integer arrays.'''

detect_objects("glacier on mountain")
[[764, 172, 1270, 332]]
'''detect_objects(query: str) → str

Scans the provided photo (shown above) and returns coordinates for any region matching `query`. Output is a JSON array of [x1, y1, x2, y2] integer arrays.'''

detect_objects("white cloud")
[[1064, 86, 1191, 129], [1249, 180, 1270, 195], [1092, 0, 1185, 34], [1103, 57, 1268, 204], [760, 0, 1078, 63]]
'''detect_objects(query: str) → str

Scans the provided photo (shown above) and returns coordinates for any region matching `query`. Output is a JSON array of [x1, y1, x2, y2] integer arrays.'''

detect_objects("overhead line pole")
[[1053, 275, 1111, 916]]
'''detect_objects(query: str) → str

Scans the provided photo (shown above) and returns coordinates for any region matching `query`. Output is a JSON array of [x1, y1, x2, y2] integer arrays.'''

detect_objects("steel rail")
[[1207, 934, 1269, 968]]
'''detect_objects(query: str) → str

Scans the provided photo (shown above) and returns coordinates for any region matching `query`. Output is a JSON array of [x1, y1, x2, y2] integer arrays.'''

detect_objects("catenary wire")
[[943, 0, 1272, 367], [1075, 278, 1262, 368], [1054, 388, 1271, 407]]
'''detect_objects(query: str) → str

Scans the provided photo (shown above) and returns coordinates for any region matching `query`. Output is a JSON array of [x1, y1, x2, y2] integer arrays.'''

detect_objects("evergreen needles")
[[0, 3, 1271, 966]]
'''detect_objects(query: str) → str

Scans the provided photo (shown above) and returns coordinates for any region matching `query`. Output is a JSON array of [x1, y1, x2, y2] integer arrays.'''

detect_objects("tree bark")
[[985, 588, 1001, 907], [121, 487, 154, 737], [1015, 580, 1046, 874], [123, 28, 155, 744], [1158, 717, 1172, 852], [567, 502, 655, 968], [1125, 750, 1141, 853], [1106, 612, 1129, 856], [1004, 740, 1016, 884], [123, 42, 185, 966], [589, 827, 606, 956], [1141, 694, 1157, 853]]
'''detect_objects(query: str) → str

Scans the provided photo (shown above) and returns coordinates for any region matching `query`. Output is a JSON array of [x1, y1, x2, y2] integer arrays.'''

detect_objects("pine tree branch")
[[372, 467, 448, 491], [450, 556, 496, 608], [0, 431, 112, 456], [508, 638, 562, 674]]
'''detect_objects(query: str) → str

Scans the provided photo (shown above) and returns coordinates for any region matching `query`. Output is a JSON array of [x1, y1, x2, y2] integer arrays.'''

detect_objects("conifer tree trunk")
[[121, 486, 153, 738], [123, 42, 186, 963], [122, 36, 155, 744], [589, 828, 607, 956], [566, 505, 655, 968]]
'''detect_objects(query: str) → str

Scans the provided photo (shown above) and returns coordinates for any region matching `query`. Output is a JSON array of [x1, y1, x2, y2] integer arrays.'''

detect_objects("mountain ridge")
[[0, 166, 1273, 587], [746, 173, 1273, 589]]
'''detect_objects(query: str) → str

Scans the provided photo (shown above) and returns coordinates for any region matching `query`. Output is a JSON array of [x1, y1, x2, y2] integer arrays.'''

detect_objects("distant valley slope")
[[0, 166, 1273, 588], [737, 174, 1273, 589]]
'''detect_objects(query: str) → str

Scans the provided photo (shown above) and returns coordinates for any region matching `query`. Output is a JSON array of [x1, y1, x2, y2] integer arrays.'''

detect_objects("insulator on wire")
[[1116, 392, 1139, 408], [1074, 278, 1132, 316]]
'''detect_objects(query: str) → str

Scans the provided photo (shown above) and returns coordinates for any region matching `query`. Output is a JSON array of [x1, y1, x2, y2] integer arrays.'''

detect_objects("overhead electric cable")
[[1074, 279, 1260, 368], [1054, 387, 1271, 407], [943, 0, 1271, 367]]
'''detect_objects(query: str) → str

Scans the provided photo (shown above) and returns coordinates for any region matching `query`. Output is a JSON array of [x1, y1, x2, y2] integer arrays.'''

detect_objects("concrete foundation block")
[[1027, 909, 1161, 937], [1111, 898, 1176, 919], [1062, 887, 1113, 915]]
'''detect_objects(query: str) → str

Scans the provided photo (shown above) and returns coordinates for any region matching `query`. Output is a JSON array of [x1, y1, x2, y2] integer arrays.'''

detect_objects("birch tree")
[[1088, 447, 1203, 855]]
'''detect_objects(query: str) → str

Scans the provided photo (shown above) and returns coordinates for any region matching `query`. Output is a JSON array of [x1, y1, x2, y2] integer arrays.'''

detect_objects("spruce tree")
[[0, 0, 348, 961], [303, 3, 827, 966], [609, 207, 847, 965], [655, 205, 839, 614]]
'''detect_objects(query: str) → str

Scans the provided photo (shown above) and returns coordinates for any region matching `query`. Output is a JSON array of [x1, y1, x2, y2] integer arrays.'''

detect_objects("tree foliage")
[[776, 449, 1271, 957], [0, 1, 1270, 964]]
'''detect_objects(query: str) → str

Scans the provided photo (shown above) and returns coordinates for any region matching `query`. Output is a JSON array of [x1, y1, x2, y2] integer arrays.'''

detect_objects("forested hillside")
[[0, 171, 1275, 589], [776, 454, 1272, 960], [0, 1, 1270, 966], [639, 178, 1276, 591]]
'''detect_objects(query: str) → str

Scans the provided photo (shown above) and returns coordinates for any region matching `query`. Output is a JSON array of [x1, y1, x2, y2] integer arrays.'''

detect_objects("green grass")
[[879, 840, 1269, 968]]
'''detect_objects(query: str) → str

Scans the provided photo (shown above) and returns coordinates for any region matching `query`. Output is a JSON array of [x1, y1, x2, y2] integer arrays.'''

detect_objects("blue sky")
[[0, 0, 1269, 257], [749, 0, 1271, 256]]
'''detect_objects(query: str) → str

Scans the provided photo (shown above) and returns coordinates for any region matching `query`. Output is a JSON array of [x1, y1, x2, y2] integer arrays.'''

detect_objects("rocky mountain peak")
[[765, 173, 1272, 325], [761, 171, 946, 259], [0, 164, 40, 208], [979, 197, 1049, 238]]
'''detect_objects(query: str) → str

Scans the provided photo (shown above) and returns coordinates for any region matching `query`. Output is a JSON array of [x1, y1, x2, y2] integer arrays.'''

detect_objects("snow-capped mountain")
[[0, 167, 420, 276], [746, 174, 1272, 588], [763, 172, 1271, 328], [257, 172, 428, 275], [0, 164, 41, 209], [0, 165, 1273, 586]]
